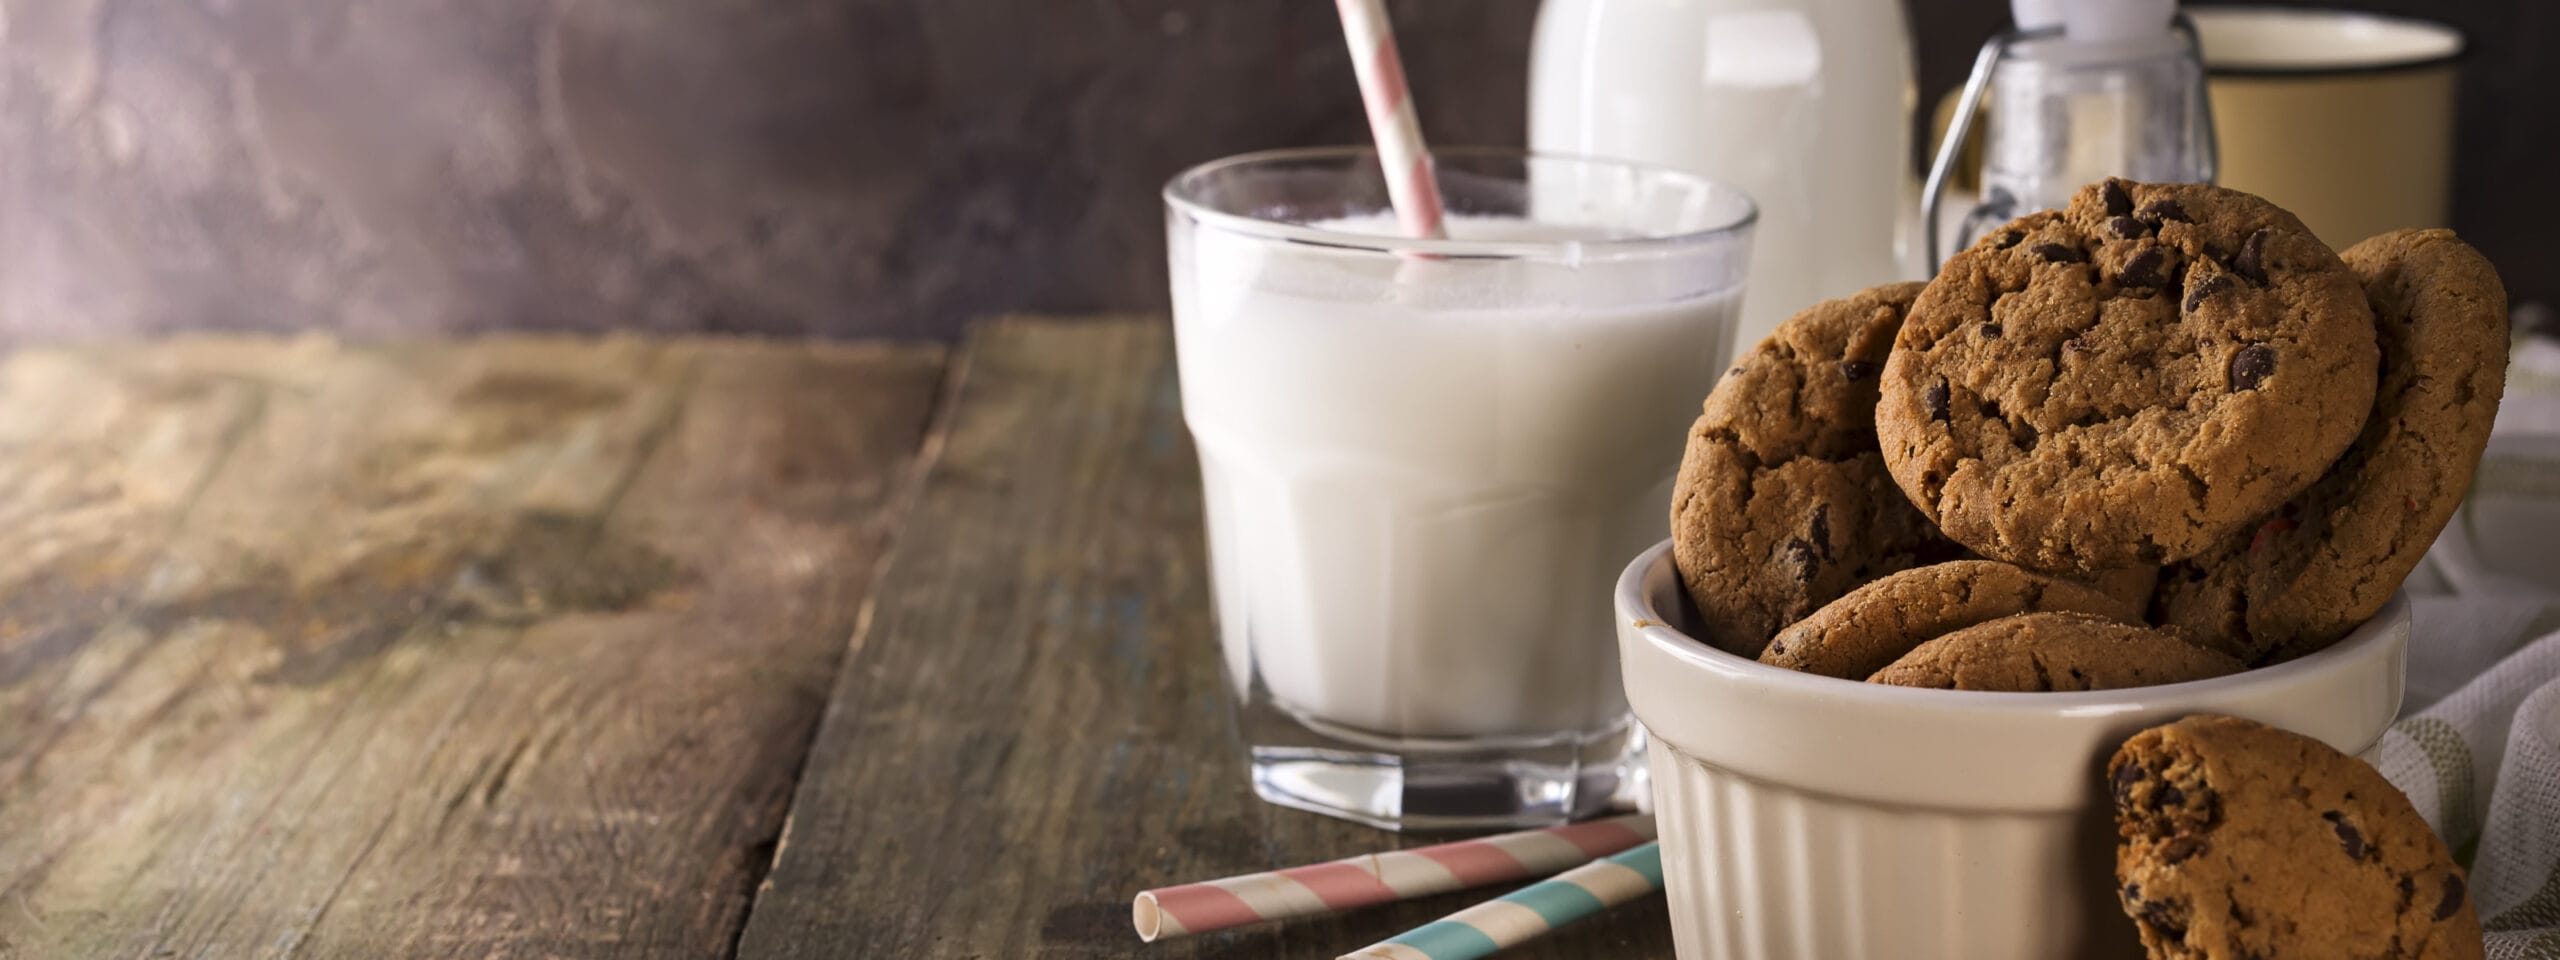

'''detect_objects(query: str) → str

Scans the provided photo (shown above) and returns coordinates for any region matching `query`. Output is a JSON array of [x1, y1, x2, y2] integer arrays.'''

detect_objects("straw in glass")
[[1333, 0, 1447, 240]]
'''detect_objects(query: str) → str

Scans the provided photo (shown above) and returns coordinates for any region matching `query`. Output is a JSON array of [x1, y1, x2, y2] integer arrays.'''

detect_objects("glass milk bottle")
[[1531, 0, 1914, 354]]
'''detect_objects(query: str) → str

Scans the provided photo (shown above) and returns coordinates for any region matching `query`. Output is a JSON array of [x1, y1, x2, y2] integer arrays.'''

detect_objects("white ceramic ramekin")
[[1615, 539, 2408, 960]]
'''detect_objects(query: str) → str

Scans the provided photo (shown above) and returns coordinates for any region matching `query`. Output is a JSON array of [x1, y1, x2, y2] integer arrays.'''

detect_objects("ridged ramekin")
[[1615, 539, 2407, 960]]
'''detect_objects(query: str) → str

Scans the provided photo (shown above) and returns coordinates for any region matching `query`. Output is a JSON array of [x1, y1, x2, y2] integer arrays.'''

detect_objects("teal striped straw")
[[1337, 842, 1664, 960]]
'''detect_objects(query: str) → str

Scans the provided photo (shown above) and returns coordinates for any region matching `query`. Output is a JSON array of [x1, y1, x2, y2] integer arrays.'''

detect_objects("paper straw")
[[1337, 843, 1665, 960], [1131, 814, 1653, 942], [1333, 0, 1447, 240]]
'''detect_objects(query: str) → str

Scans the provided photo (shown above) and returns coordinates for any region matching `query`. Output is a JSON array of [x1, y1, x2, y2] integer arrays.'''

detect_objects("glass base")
[[1240, 694, 1639, 832]]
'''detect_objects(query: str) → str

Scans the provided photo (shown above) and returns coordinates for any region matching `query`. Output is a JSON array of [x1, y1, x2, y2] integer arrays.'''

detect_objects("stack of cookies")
[[1670, 177, 2511, 690], [1668, 177, 2508, 959]]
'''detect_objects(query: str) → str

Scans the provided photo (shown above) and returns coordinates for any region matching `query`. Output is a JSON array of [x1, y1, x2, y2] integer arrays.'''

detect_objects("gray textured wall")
[[0, 0, 2546, 341]]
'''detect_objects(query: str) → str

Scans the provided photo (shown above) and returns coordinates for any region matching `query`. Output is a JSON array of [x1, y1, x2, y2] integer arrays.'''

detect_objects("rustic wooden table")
[[0, 317, 1672, 959]]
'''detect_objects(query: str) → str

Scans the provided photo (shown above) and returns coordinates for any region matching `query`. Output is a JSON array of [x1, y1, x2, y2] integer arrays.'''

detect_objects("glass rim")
[[1162, 145, 1758, 260]]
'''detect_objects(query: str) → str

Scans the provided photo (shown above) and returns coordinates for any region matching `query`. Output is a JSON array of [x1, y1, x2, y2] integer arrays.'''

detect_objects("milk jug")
[[1531, 0, 1915, 353]]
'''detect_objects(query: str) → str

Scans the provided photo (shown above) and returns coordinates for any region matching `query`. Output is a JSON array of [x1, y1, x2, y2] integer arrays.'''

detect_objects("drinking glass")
[[1165, 146, 1755, 830]]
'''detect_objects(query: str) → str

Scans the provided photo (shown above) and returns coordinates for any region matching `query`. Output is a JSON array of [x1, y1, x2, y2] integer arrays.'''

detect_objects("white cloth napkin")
[[2375, 334, 2560, 957]]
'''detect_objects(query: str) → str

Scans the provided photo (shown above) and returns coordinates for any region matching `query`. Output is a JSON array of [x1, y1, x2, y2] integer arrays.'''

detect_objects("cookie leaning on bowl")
[[2112, 715, 2482, 960], [1670, 282, 1963, 657], [1878, 179, 2379, 574], [2155, 229, 2510, 665]]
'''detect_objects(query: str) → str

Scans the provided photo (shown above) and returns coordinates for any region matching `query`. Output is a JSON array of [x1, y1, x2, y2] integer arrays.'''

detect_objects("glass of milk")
[[1164, 147, 1754, 830]]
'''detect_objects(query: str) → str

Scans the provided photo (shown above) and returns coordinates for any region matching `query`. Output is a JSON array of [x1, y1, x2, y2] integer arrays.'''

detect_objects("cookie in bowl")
[[1670, 282, 1961, 657], [1866, 612, 2243, 692], [1878, 179, 2378, 574], [2155, 229, 2509, 665], [1762, 559, 2149, 679]]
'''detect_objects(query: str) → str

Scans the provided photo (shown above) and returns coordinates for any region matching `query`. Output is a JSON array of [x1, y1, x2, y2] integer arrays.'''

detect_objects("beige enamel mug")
[[1615, 540, 2409, 960], [2192, 7, 2466, 248]]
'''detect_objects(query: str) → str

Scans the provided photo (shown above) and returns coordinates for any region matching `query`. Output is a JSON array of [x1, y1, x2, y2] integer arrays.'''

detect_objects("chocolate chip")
[[2233, 229, 2271, 284], [1782, 538, 1818, 583], [2102, 180, 2133, 217], [2119, 248, 2168, 288], [2435, 873, 2467, 920], [2120, 882, 2142, 904], [2031, 242, 2089, 264], [2114, 763, 2146, 807], [1839, 359, 1878, 382], [2108, 215, 2150, 239], [2157, 783, 2183, 807], [1809, 504, 1834, 561], [1982, 323, 2003, 339], [1925, 382, 1950, 421], [2183, 274, 2235, 313], [1994, 230, 2024, 250], [2159, 835, 2207, 864], [1981, 398, 2002, 420], [2229, 344, 2277, 392], [2138, 198, 2189, 222], [2323, 811, 2366, 860], [2015, 421, 2038, 451], [2141, 900, 2188, 941]]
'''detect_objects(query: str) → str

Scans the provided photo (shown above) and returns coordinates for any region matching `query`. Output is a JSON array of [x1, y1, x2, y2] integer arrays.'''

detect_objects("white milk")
[[1171, 214, 1739, 739], [1530, 0, 1912, 353]]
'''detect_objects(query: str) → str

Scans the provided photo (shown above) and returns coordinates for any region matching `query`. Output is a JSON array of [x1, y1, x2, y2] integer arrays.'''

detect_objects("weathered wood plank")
[[0, 336, 945, 959], [285, 341, 946, 959], [0, 342, 269, 789], [734, 317, 1674, 959], [0, 337, 690, 960]]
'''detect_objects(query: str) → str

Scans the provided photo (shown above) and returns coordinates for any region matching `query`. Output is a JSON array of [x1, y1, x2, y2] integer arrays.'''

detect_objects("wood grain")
[[0, 336, 945, 958], [733, 317, 1674, 959]]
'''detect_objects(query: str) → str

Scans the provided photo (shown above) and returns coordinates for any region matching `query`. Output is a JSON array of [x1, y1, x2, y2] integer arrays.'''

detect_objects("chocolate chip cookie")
[[1761, 560, 2148, 679], [1866, 612, 2242, 692], [1671, 282, 1962, 657], [2155, 229, 2510, 664], [1878, 179, 2380, 574], [2111, 714, 2482, 959]]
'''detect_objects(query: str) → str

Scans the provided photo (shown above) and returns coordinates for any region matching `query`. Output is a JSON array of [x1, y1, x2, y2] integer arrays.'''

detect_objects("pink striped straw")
[[1130, 813, 1654, 941], [1333, 0, 1447, 240]]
